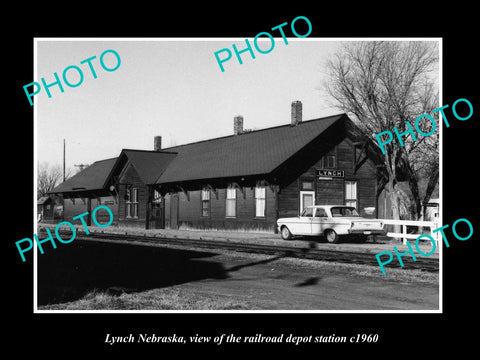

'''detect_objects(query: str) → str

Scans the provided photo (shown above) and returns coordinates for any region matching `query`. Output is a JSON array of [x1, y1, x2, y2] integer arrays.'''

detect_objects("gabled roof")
[[111, 149, 177, 185], [49, 157, 117, 195], [49, 113, 383, 195], [156, 114, 345, 184]]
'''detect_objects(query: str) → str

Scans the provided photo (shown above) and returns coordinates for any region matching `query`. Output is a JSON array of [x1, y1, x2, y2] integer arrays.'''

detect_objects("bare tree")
[[324, 41, 439, 220], [37, 162, 72, 198]]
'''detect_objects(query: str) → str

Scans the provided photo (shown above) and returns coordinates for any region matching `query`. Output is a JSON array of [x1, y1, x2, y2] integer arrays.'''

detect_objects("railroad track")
[[40, 229, 439, 273]]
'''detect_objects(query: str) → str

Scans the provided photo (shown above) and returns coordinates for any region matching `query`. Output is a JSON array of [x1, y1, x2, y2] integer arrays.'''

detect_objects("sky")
[[35, 38, 343, 172]]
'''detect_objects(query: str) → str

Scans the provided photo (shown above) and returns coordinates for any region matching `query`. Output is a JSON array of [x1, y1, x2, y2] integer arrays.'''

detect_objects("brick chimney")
[[291, 100, 302, 126], [234, 115, 244, 135], [154, 136, 162, 151]]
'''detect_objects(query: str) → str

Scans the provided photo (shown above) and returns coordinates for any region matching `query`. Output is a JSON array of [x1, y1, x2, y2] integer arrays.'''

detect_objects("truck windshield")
[[331, 207, 360, 217]]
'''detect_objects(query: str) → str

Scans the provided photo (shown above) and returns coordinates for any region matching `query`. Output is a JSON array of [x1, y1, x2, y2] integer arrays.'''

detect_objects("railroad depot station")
[[47, 101, 412, 233]]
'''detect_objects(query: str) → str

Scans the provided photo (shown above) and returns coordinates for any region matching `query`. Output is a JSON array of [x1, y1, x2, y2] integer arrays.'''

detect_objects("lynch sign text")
[[316, 169, 344, 178]]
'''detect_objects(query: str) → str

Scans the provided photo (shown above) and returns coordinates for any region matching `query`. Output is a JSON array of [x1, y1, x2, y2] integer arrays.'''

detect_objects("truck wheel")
[[325, 229, 340, 243], [281, 226, 292, 240]]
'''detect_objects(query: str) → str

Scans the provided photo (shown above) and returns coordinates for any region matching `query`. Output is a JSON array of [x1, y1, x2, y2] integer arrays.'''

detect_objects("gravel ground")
[[37, 246, 438, 311], [39, 222, 441, 259]]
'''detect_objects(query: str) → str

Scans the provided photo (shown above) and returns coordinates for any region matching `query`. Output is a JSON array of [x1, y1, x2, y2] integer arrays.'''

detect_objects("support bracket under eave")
[[205, 184, 219, 200], [258, 179, 276, 194], [231, 182, 246, 199], [353, 141, 369, 174], [64, 195, 75, 205], [177, 185, 190, 201]]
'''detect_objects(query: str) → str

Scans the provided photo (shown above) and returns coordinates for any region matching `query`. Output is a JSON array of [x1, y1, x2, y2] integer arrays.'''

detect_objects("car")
[[277, 205, 386, 243]]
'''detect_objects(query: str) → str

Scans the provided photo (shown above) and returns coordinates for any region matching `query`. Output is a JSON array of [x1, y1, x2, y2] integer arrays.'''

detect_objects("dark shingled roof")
[[49, 113, 356, 194], [115, 149, 177, 185], [49, 157, 117, 194], [156, 114, 345, 184]]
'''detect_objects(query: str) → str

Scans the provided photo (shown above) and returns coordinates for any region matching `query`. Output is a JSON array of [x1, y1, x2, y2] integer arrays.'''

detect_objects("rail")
[[38, 228, 439, 273], [379, 219, 439, 245]]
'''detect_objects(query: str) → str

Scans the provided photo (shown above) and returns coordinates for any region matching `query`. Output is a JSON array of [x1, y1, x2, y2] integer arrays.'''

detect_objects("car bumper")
[[348, 229, 386, 235]]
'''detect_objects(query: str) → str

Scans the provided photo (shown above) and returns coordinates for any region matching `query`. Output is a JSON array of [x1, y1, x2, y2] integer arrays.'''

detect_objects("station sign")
[[316, 169, 344, 179]]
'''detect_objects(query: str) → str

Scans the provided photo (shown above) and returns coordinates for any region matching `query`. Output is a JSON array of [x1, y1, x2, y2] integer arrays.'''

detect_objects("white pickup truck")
[[277, 205, 385, 243]]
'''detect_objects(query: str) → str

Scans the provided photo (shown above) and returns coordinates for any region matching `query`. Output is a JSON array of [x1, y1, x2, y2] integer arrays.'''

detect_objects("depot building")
[[49, 101, 390, 233]]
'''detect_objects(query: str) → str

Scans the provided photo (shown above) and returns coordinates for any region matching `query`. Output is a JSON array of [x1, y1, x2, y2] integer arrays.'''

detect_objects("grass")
[[38, 287, 253, 311], [277, 256, 439, 283], [37, 254, 438, 311]]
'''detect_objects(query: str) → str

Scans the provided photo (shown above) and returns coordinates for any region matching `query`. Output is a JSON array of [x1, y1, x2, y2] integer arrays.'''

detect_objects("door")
[[148, 190, 165, 229], [295, 206, 314, 235], [170, 194, 179, 230], [300, 191, 315, 213], [151, 201, 165, 229], [311, 207, 327, 235], [153, 203, 164, 229]]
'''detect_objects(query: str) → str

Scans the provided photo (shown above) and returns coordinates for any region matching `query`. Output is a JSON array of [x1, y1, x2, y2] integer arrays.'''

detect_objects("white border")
[[33, 40, 39, 311], [33, 37, 443, 314]]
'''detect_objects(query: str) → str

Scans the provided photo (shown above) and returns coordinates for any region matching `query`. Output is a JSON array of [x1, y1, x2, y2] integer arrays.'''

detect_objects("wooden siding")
[[278, 136, 378, 218], [62, 196, 118, 225], [164, 185, 276, 232]]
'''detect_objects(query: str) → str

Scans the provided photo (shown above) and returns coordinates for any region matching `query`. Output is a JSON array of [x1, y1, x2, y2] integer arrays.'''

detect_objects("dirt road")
[[170, 251, 439, 311]]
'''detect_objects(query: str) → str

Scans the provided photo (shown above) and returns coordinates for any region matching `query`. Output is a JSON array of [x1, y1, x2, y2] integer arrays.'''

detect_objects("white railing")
[[379, 219, 439, 245]]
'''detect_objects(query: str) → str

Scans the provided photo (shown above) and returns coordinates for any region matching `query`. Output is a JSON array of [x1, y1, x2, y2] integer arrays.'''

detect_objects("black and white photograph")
[[33, 38, 441, 313], [6, 6, 478, 355]]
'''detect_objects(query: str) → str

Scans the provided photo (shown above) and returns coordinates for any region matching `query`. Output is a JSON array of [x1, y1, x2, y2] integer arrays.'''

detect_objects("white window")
[[255, 185, 266, 218], [201, 188, 210, 217], [226, 185, 236, 218], [345, 181, 357, 209], [126, 187, 138, 218]]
